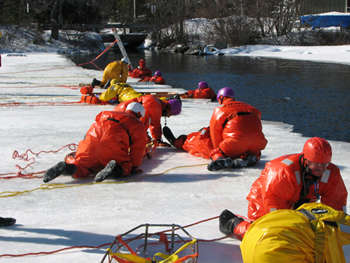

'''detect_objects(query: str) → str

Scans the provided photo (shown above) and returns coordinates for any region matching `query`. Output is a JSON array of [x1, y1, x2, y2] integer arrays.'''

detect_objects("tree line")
[[1, 0, 348, 47]]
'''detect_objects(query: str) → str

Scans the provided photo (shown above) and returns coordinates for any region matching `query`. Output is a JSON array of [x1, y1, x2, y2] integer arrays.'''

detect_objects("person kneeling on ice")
[[128, 59, 152, 80], [181, 81, 216, 101], [141, 71, 165, 84], [113, 95, 182, 151], [219, 137, 348, 241], [91, 57, 129, 89], [163, 87, 267, 171], [43, 102, 148, 183], [240, 203, 350, 263]]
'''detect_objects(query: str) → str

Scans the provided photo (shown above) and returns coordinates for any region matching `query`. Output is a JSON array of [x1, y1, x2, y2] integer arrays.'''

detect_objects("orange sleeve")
[[319, 164, 348, 211]]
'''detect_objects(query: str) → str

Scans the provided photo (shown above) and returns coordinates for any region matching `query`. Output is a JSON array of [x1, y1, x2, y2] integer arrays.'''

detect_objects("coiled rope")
[[0, 144, 78, 179]]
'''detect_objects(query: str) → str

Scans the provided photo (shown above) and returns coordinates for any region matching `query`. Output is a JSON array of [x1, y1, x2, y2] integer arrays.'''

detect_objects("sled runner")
[[100, 224, 198, 263]]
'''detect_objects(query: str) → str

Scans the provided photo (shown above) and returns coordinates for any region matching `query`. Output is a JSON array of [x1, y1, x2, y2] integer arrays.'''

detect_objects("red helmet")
[[302, 137, 332, 163], [198, 81, 208, 90], [139, 59, 145, 67]]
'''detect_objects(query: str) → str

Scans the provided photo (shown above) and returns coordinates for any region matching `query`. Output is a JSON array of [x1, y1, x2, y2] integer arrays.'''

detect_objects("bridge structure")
[[37, 23, 152, 48]]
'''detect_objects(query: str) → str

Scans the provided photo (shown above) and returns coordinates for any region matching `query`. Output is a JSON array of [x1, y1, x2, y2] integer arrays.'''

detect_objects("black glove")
[[219, 209, 243, 236]]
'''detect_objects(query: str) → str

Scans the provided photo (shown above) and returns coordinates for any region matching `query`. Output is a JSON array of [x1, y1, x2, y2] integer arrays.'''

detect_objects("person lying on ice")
[[180, 81, 216, 101], [219, 137, 348, 241], [91, 57, 129, 89], [43, 102, 148, 183], [141, 71, 165, 84], [98, 80, 144, 103], [240, 202, 350, 263], [163, 87, 268, 171], [128, 59, 152, 80], [113, 95, 182, 151]]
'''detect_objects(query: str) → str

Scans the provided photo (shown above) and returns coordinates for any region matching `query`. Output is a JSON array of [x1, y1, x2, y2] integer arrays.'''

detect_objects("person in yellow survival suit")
[[91, 57, 129, 88], [163, 87, 267, 171], [113, 95, 182, 151], [98, 80, 144, 103], [42, 102, 148, 183], [219, 137, 348, 241], [240, 203, 350, 263]]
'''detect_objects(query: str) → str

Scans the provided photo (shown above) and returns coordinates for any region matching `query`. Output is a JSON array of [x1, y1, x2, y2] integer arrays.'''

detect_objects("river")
[[68, 50, 350, 143]]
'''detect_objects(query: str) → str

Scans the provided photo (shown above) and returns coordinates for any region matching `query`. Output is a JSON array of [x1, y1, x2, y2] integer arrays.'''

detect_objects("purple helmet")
[[168, 99, 182, 116], [217, 87, 234, 100], [198, 81, 208, 89], [155, 71, 162, 76]]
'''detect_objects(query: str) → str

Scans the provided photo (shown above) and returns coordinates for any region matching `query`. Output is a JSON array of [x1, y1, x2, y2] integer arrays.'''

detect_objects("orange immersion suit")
[[66, 111, 147, 178], [142, 76, 165, 84], [129, 66, 152, 80], [182, 98, 267, 161], [101, 60, 128, 86], [233, 153, 348, 240], [113, 95, 166, 143], [185, 87, 216, 100]]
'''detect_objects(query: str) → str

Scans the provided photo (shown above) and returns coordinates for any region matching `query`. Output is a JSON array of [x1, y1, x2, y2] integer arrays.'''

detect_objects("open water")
[[68, 50, 350, 143]]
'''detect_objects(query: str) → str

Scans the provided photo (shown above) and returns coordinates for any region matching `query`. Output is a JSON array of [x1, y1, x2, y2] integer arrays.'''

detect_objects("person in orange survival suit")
[[43, 102, 148, 183], [219, 137, 348, 241], [128, 59, 152, 80], [113, 96, 182, 151], [181, 81, 216, 101], [141, 71, 165, 84], [91, 57, 129, 88], [163, 87, 267, 171]]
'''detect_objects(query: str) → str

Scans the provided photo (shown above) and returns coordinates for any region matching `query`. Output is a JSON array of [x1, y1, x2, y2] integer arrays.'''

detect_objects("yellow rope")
[[0, 163, 208, 198]]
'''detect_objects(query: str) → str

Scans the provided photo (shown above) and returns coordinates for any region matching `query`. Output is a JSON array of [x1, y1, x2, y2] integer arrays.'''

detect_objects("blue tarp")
[[301, 12, 350, 30]]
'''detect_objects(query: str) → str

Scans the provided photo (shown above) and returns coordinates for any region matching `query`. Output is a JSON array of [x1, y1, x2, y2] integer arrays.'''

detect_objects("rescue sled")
[[100, 223, 198, 263]]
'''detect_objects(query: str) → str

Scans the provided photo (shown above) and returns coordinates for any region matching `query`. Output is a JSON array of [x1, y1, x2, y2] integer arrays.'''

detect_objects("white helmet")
[[126, 102, 145, 118], [121, 57, 129, 64]]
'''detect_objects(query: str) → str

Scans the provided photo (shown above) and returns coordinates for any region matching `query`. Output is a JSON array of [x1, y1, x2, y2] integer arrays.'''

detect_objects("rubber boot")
[[231, 155, 257, 168], [163, 126, 176, 145], [94, 160, 124, 182], [207, 157, 234, 171], [219, 209, 244, 236], [0, 217, 16, 227], [43, 161, 76, 183], [91, 78, 101, 88]]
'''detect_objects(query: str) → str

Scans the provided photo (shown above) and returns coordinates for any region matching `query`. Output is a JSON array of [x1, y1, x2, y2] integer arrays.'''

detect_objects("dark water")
[[67, 51, 350, 143]]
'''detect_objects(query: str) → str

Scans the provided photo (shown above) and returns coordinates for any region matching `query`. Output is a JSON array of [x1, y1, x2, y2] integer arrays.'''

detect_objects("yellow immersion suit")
[[99, 80, 143, 102], [240, 203, 350, 263]]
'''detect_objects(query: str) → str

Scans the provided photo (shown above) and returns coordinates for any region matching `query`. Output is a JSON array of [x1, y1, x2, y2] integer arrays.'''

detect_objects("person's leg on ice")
[[219, 209, 251, 241], [43, 161, 77, 183], [162, 126, 187, 149], [94, 160, 124, 182]]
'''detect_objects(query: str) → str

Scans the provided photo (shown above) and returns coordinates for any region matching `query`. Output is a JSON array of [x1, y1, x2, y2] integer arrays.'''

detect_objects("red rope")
[[0, 101, 87, 107], [0, 243, 111, 258], [0, 215, 250, 258], [0, 144, 78, 179]]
